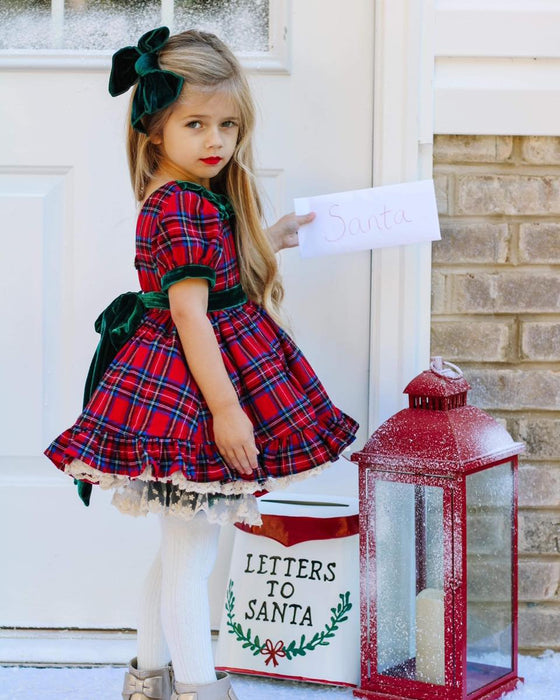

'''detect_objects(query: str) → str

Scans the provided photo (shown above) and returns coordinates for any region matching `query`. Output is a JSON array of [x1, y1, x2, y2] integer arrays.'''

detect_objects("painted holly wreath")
[[224, 579, 353, 667]]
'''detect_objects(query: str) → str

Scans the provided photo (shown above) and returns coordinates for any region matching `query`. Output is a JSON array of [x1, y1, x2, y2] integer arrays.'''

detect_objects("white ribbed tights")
[[136, 512, 220, 684]]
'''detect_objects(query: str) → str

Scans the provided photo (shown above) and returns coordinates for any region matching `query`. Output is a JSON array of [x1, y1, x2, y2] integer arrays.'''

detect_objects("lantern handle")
[[430, 356, 464, 380]]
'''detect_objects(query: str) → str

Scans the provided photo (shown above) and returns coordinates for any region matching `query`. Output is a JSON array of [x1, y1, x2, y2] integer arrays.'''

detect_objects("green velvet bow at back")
[[108, 26, 184, 133], [77, 291, 170, 505]]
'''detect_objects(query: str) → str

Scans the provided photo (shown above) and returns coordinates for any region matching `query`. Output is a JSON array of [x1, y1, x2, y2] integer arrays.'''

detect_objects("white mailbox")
[[215, 494, 360, 687]]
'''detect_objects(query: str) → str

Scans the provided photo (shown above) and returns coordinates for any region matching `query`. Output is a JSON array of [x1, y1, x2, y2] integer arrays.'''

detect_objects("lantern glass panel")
[[375, 480, 445, 685], [466, 461, 514, 693]]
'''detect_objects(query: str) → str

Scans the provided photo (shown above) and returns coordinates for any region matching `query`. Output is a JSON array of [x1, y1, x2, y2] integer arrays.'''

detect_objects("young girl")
[[45, 26, 358, 700]]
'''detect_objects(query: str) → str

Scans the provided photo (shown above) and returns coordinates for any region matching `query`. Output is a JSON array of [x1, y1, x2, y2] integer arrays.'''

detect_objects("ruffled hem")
[[45, 413, 357, 523], [46, 413, 357, 488]]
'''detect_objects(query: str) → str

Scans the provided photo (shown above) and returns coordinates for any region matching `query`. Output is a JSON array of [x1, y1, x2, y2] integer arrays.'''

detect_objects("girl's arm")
[[168, 278, 258, 476], [266, 211, 315, 253]]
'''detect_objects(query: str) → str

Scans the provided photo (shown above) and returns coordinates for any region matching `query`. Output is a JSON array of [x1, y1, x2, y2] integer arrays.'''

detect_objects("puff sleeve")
[[153, 189, 224, 292]]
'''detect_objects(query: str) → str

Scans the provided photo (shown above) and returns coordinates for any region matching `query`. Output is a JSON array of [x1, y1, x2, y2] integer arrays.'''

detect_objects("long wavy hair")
[[127, 30, 284, 322]]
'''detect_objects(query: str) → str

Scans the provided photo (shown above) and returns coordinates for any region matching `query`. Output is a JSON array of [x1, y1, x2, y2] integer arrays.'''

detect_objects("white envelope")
[[294, 179, 441, 258]]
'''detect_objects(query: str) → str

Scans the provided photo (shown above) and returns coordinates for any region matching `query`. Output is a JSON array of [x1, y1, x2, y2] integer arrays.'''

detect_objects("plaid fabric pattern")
[[45, 182, 359, 488]]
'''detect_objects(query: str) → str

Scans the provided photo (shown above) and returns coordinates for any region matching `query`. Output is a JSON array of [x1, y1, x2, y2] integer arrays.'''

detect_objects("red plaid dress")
[[45, 181, 358, 523]]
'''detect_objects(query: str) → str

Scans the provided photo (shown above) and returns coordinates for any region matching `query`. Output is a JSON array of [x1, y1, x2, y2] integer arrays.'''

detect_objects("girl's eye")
[[222, 120, 238, 128], [186, 121, 202, 129]]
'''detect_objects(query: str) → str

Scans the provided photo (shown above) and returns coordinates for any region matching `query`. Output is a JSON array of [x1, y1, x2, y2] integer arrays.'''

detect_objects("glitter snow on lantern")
[[352, 358, 524, 700]]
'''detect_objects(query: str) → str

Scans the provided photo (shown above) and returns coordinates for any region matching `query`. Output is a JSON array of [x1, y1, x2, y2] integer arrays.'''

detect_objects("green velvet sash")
[[76, 283, 247, 506]]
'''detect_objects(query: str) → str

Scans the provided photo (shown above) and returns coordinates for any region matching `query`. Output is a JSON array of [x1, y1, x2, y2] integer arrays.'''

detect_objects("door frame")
[[369, 0, 435, 431]]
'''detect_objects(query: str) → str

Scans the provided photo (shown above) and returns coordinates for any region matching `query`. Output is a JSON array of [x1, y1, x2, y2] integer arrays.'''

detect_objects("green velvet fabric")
[[76, 477, 93, 506], [176, 181, 235, 220], [207, 284, 247, 311], [161, 264, 216, 293], [82, 291, 169, 408], [108, 26, 184, 134]]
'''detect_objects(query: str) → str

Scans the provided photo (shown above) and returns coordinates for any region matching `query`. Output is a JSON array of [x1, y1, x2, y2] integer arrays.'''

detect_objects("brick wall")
[[432, 136, 560, 655]]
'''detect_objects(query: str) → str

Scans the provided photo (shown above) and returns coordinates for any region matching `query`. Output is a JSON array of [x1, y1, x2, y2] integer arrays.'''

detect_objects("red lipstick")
[[201, 157, 222, 165]]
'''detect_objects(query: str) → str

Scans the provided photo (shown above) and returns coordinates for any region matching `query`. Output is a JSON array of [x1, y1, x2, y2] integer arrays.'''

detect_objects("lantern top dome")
[[405, 357, 470, 410], [353, 358, 524, 474]]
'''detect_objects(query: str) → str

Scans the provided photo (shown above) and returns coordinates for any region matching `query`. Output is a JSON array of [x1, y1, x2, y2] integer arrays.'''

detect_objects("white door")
[[0, 0, 373, 659]]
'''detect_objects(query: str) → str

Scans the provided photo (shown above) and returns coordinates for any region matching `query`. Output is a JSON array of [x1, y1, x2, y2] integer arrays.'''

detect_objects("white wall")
[[435, 0, 560, 135]]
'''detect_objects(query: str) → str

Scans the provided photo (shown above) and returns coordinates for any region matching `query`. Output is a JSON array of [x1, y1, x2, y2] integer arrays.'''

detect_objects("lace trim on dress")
[[65, 458, 329, 525], [65, 458, 329, 495], [112, 480, 263, 526]]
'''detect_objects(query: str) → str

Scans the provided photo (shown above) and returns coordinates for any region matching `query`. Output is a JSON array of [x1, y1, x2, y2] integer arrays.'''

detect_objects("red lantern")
[[352, 358, 524, 700]]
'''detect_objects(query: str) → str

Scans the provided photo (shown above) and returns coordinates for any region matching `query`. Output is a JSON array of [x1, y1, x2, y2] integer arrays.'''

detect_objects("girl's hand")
[[212, 403, 259, 476], [266, 211, 316, 253]]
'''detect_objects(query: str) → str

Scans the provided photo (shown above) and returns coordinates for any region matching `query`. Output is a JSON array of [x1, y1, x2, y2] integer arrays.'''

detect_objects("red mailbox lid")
[[235, 495, 360, 546]]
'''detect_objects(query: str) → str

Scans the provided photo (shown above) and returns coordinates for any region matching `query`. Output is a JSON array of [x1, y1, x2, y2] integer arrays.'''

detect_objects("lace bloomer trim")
[[65, 459, 329, 526]]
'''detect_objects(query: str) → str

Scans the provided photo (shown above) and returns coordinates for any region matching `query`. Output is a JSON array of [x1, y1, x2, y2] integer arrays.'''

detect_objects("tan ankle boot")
[[171, 671, 238, 700], [122, 657, 173, 700]]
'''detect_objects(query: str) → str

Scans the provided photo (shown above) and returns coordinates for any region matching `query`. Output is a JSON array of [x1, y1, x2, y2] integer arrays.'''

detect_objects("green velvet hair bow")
[[108, 26, 184, 133]]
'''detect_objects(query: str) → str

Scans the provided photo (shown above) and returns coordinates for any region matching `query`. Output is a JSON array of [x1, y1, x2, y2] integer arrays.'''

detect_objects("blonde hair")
[[126, 30, 284, 322]]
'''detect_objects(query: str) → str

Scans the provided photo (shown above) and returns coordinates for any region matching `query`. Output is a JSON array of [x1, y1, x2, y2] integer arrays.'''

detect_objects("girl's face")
[[152, 87, 240, 188]]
